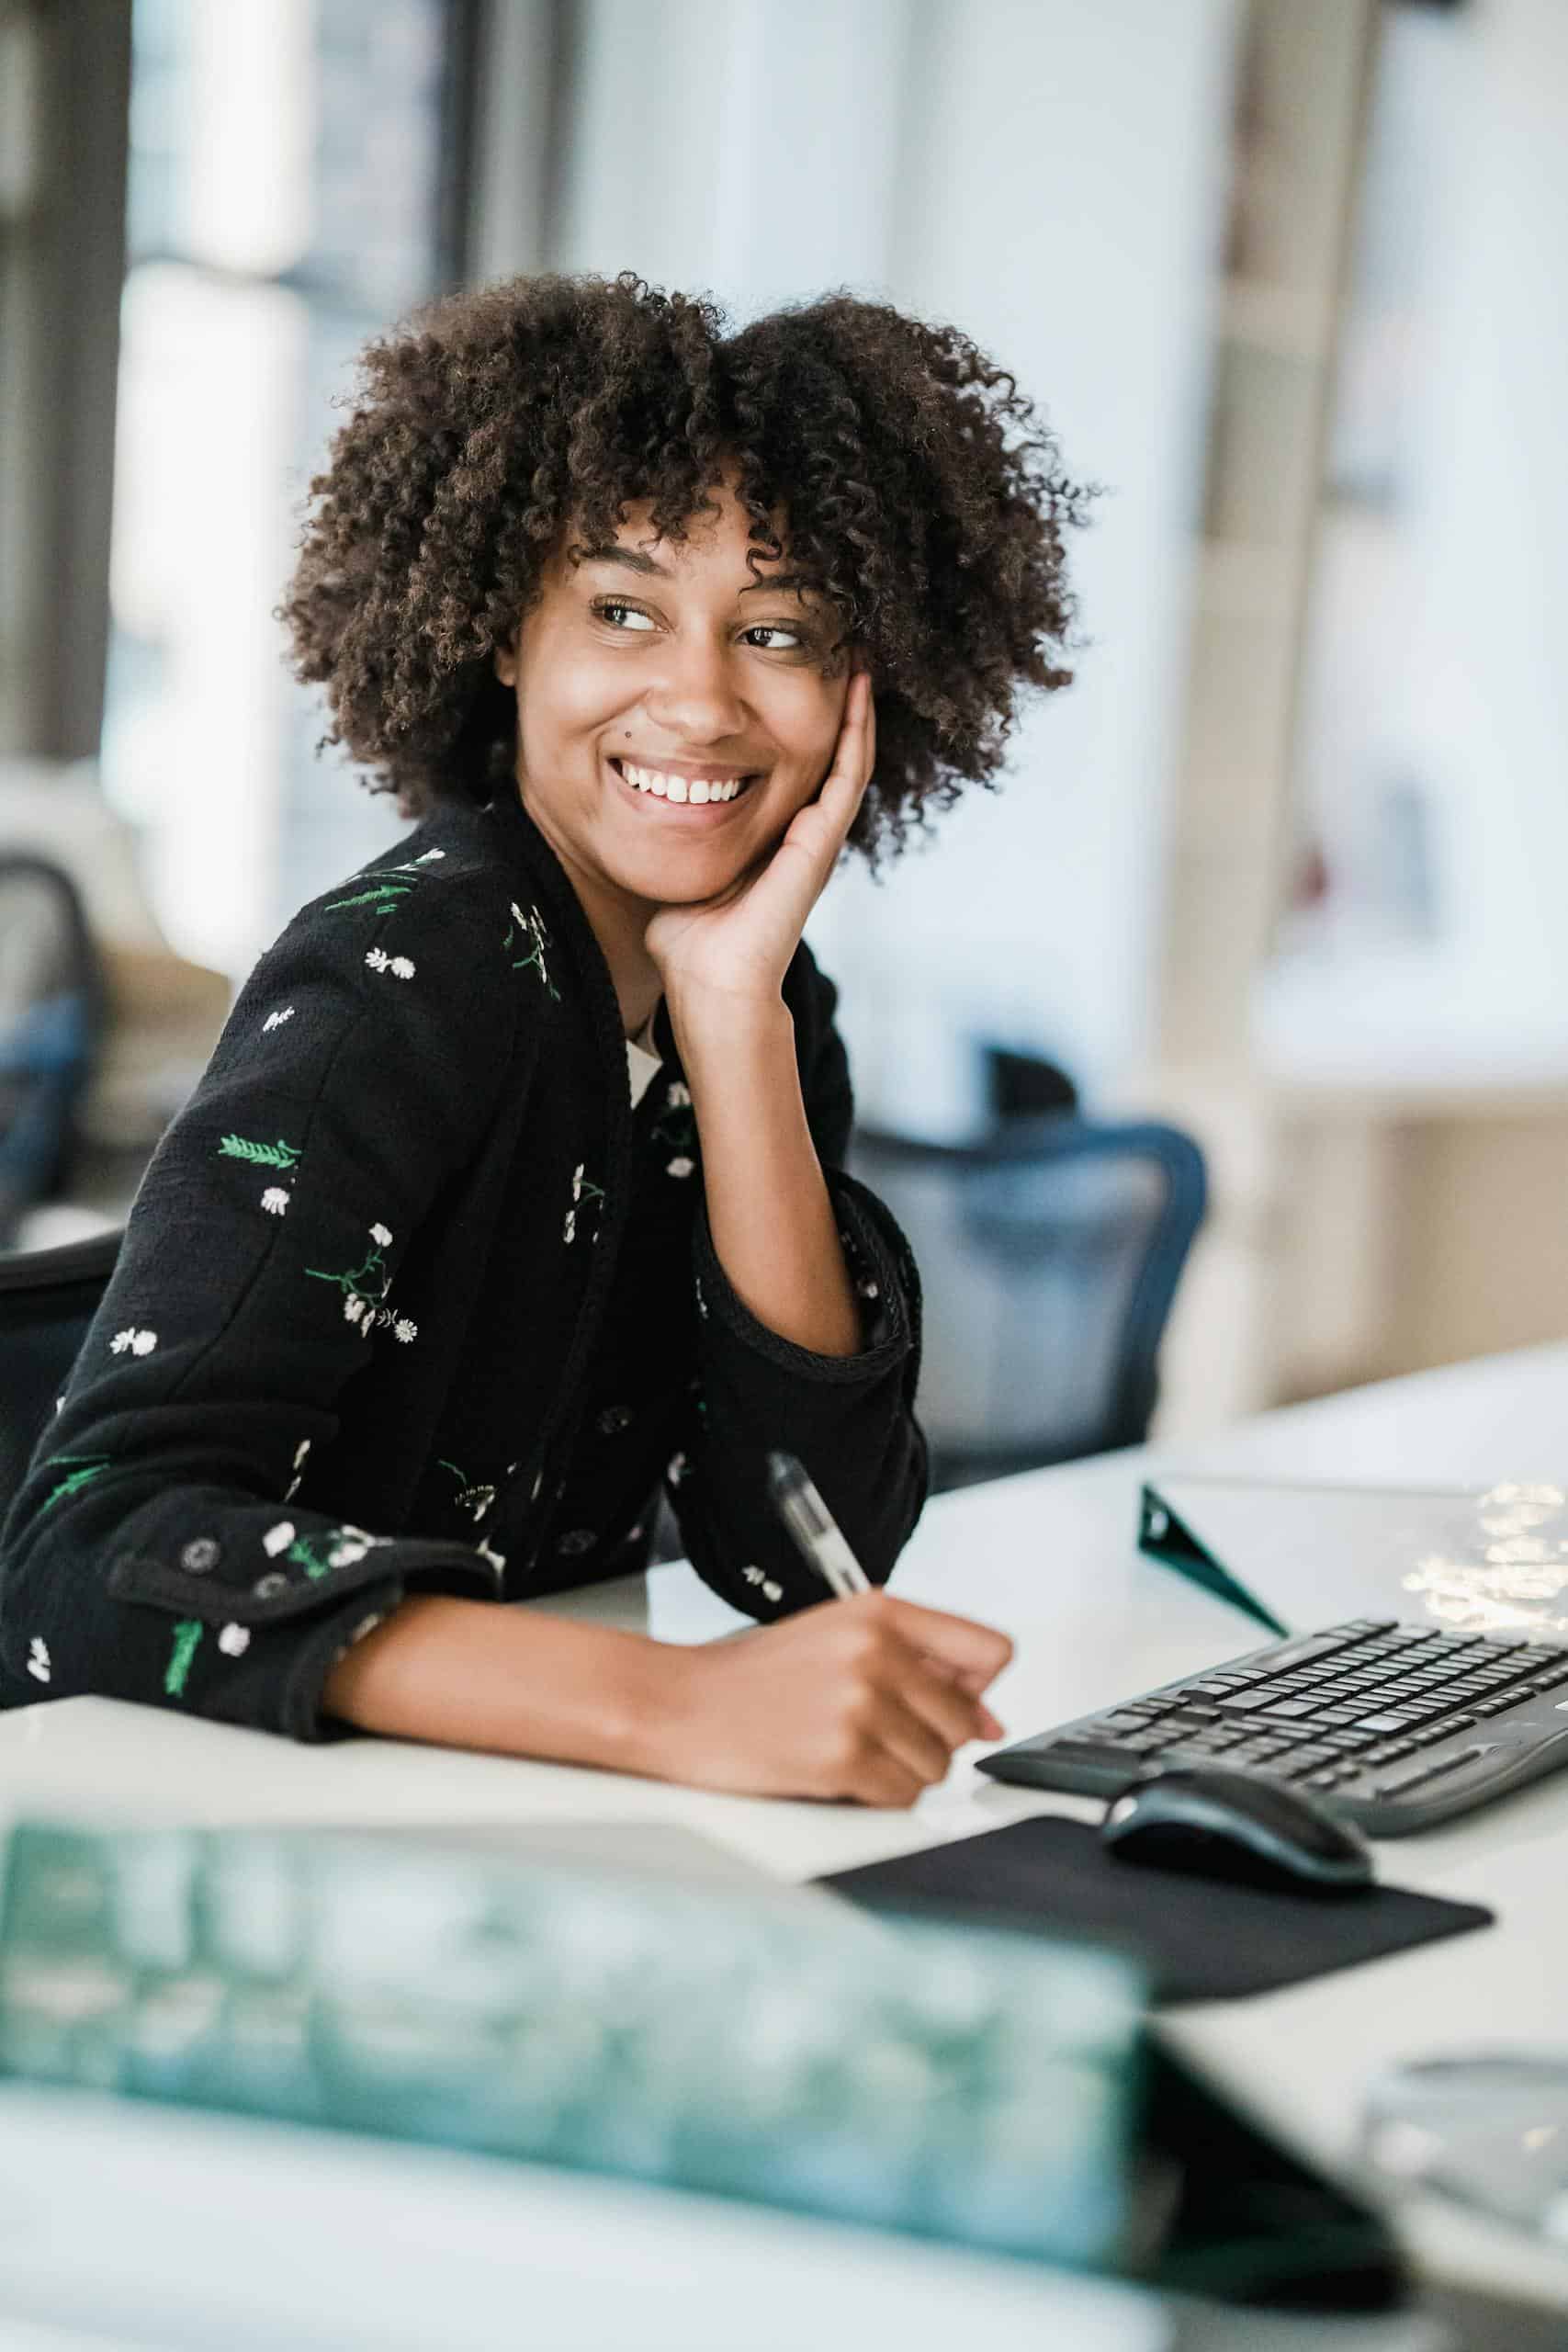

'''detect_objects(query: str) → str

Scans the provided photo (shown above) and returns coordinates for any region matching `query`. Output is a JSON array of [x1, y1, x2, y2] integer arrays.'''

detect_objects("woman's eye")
[[591, 601, 804, 652]]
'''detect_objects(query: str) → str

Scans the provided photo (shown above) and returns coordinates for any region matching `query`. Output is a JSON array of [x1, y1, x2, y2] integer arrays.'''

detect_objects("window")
[[102, 0, 473, 976]]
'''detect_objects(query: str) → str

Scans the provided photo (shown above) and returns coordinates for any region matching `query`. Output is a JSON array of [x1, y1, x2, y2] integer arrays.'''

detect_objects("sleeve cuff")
[[690, 1170, 913, 1386]]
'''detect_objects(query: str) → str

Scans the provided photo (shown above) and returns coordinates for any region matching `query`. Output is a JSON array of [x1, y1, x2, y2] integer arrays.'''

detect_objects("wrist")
[[667, 986, 791, 1064]]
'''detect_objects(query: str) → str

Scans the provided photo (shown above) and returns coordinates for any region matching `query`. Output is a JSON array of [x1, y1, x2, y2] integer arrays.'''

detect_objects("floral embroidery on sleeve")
[[562, 1162, 604, 1245], [39, 1455, 110, 1512], [262, 1006, 295, 1033], [109, 1328, 157, 1357], [26, 1637, 51, 1683], [305, 1224, 416, 1341], [652, 1089, 698, 1179], [284, 1437, 311, 1500], [364, 948, 416, 978], [164, 1620, 203, 1697], [505, 901, 561, 1001], [217, 1133, 302, 1172], [439, 1459, 497, 1522]]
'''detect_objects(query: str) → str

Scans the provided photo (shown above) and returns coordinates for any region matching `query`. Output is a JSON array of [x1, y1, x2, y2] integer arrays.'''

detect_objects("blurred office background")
[[3, 0, 1563, 1444]]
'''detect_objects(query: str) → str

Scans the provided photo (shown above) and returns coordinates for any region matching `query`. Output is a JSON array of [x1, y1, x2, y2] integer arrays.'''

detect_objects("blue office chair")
[[0, 855, 107, 1248], [0, 1228, 121, 1536], [847, 1116, 1206, 1492]]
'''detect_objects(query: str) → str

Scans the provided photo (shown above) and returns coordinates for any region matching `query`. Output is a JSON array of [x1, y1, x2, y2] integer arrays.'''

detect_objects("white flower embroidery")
[[344, 1294, 367, 1327], [263, 1006, 295, 1033], [110, 1328, 158, 1356], [741, 1564, 764, 1585], [261, 1187, 290, 1216], [666, 1156, 694, 1180], [761, 1578, 784, 1603], [26, 1637, 50, 1683], [389, 956, 415, 979], [414, 848, 446, 863], [475, 1537, 506, 1577], [293, 1439, 312, 1469], [510, 900, 528, 931], [393, 1317, 417, 1344], [668, 1452, 688, 1487], [365, 946, 390, 973], [562, 1209, 576, 1244], [571, 1163, 585, 1201], [218, 1623, 251, 1658], [263, 1521, 296, 1556], [667, 1081, 691, 1107], [328, 1538, 370, 1567], [369, 1224, 393, 1249], [857, 1278, 880, 1299]]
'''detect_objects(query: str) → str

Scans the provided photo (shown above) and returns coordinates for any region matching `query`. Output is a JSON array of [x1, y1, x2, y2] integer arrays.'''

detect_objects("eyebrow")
[[574, 543, 818, 597]]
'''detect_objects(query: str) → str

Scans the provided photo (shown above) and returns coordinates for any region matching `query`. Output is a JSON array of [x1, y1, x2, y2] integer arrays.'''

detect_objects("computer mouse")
[[1100, 1767, 1374, 1895]]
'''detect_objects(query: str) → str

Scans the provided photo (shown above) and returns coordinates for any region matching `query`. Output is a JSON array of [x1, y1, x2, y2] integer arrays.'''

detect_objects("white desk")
[[6, 1340, 1568, 2315]]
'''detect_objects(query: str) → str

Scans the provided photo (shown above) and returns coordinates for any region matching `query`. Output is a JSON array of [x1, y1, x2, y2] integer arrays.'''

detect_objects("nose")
[[639, 633, 748, 746]]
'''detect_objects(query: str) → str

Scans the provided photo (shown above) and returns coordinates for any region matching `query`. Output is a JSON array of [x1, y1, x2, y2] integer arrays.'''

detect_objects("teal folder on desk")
[[1138, 1474, 1568, 1643]]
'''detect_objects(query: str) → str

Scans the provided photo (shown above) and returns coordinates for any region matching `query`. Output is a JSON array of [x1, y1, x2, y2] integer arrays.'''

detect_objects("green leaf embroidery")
[[305, 1238, 389, 1300], [285, 1533, 335, 1580], [39, 1456, 109, 1513], [324, 878, 418, 915], [164, 1619, 204, 1699], [218, 1134, 302, 1170]]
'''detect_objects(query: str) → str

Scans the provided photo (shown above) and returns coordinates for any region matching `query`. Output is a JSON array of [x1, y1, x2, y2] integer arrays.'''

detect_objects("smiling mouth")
[[610, 758, 759, 807]]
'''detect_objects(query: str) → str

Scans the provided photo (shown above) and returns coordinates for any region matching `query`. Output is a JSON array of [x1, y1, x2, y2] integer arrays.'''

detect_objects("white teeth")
[[618, 763, 750, 803]]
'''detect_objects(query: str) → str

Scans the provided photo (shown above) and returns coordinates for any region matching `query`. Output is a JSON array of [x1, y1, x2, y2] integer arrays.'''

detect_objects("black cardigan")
[[0, 792, 928, 1736]]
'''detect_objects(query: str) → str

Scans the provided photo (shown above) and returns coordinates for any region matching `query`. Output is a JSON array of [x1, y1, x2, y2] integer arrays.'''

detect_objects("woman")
[[0, 272, 1089, 1804]]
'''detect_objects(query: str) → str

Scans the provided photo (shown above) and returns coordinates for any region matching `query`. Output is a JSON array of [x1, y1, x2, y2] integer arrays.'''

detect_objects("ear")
[[493, 637, 517, 689]]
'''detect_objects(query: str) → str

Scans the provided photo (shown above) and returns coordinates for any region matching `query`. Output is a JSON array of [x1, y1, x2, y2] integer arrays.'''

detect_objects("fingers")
[[872, 1594, 1014, 1689], [885, 1645, 997, 1754], [864, 1688, 958, 1794]]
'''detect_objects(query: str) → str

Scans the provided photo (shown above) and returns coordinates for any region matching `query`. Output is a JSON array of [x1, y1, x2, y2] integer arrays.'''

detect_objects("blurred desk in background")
[[1134, 1056, 1568, 1441], [6, 1344, 1568, 2328]]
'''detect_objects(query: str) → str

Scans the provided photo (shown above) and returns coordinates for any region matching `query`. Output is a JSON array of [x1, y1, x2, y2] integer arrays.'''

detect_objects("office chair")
[[0, 854, 107, 1247], [847, 1117, 1206, 1492], [979, 1042, 1078, 1123], [0, 1229, 120, 1531]]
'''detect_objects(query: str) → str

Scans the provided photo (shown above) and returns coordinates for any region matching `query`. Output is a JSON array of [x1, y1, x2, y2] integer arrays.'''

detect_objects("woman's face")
[[494, 468, 852, 915]]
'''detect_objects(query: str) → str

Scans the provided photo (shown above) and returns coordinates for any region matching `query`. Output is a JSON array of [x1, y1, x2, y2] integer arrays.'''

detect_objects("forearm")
[[321, 1594, 675, 1770], [673, 994, 861, 1358]]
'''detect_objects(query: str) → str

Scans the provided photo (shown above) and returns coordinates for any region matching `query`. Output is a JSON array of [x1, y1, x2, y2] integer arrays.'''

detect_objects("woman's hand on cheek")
[[644, 668, 875, 1014]]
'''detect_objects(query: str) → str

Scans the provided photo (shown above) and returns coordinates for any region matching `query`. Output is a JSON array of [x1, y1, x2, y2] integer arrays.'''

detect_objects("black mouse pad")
[[816, 1817, 1494, 2005]]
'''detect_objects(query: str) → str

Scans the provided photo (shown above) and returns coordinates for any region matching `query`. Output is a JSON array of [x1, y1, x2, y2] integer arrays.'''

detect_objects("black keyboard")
[[976, 1618, 1568, 1835]]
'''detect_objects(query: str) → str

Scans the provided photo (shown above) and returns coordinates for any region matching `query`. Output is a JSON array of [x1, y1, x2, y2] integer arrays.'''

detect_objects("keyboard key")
[[1356, 1713, 1413, 1734], [1378, 1745, 1491, 1799]]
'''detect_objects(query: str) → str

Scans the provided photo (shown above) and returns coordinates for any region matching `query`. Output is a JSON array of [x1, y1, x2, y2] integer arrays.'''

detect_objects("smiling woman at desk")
[[0, 274, 1082, 1802]]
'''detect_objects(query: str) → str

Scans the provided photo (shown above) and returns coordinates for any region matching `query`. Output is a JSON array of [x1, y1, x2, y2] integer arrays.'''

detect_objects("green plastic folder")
[[0, 1816, 1141, 2273]]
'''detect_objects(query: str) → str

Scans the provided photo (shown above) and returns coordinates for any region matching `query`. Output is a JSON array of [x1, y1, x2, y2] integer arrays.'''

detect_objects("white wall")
[[548, 0, 1238, 1125], [1389, 0, 1568, 1060]]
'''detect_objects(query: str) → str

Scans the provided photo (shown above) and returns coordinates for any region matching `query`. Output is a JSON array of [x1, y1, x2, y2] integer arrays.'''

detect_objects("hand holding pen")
[[768, 1449, 1010, 1743], [646, 1454, 1012, 1808]]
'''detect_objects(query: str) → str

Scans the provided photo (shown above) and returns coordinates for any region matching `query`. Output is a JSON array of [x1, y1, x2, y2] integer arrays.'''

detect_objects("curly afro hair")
[[280, 270, 1096, 865]]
